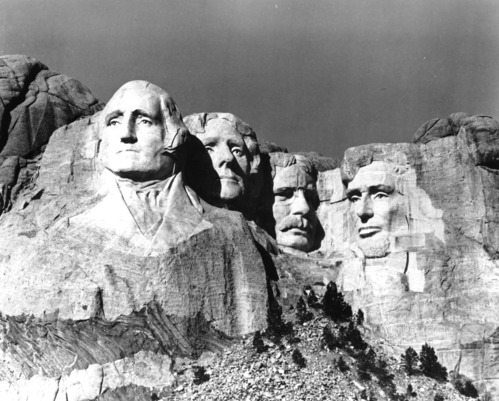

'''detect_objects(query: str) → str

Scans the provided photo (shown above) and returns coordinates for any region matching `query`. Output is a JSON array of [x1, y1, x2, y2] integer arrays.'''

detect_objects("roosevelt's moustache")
[[277, 216, 308, 232]]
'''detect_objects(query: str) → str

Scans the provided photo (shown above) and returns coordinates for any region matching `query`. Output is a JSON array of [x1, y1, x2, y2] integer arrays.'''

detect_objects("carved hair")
[[341, 144, 410, 186], [100, 80, 189, 155], [269, 152, 317, 182], [183, 112, 260, 174]]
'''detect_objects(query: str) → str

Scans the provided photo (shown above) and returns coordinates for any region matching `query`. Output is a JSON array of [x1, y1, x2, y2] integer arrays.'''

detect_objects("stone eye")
[[373, 192, 388, 200], [232, 147, 243, 157]]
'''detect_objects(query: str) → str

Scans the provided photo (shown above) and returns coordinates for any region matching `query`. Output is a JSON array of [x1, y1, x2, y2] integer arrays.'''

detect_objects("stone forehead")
[[348, 161, 397, 189], [184, 112, 255, 138], [273, 164, 315, 188], [104, 80, 176, 111]]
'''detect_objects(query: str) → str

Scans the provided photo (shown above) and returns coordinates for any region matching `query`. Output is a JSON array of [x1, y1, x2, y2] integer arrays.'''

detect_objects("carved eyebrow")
[[367, 184, 394, 194], [346, 188, 361, 198], [132, 109, 155, 120], [104, 110, 123, 125]]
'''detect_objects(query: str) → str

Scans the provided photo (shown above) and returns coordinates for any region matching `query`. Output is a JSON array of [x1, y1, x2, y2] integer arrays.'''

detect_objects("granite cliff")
[[0, 55, 497, 400]]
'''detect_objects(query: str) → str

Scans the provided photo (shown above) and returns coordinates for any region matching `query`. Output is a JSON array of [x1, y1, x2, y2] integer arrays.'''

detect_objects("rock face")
[[0, 55, 103, 215], [310, 123, 499, 397], [0, 82, 268, 400]]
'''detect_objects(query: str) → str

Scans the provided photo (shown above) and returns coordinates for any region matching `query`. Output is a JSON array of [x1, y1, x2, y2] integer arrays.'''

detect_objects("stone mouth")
[[359, 226, 381, 238]]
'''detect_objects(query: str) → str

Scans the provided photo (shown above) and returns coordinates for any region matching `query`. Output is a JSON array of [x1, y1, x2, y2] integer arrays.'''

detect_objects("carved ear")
[[160, 97, 187, 153], [249, 153, 261, 175]]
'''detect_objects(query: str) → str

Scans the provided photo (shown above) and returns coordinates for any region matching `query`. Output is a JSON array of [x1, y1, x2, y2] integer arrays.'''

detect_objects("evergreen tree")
[[323, 326, 346, 350], [193, 366, 210, 385], [266, 299, 293, 342], [252, 331, 267, 353], [292, 349, 306, 368], [347, 320, 367, 351], [323, 281, 352, 322], [401, 347, 419, 375], [420, 343, 447, 382], [337, 356, 349, 372], [356, 309, 365, 326], [296, 296, 313, 324]]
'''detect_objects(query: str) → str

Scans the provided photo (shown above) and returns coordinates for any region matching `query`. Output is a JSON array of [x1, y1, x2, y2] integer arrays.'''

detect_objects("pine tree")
[[356, 309, 365, 326], [420, 343, 447, 382], [296, 296, 313, 324], [401, 347, 419, 375], [323, 281, 352, 322], [252, 331, 267, 353], [266, 299, 293, 341]]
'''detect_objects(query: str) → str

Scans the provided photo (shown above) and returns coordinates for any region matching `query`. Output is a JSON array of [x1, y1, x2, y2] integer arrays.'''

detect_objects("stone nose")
[[290, 190, 310, 216], [120, 115, 138, 144], [356, 195, 374, 222], [214, 144, 235, 167]]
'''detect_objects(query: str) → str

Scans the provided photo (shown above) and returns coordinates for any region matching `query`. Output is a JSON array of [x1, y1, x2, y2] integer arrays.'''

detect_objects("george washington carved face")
[[100, 81, 187, 182]]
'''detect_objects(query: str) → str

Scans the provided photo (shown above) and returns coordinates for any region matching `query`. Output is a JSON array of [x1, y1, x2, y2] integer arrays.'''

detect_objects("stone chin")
[[357, 232, 391, 258], [277, 230, 313, 253], [219, 179, 245, 203]]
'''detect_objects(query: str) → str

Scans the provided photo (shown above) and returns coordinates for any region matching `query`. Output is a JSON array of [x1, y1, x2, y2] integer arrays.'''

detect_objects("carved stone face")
[[346, 161, 403, 258], [199, 119, 250, 204], [272, 165, 318, 252], [100, 84, 174, 182]]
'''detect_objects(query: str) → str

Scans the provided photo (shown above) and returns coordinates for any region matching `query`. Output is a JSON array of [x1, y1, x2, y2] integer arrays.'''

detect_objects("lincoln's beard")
[[357, 232, 391, 258]]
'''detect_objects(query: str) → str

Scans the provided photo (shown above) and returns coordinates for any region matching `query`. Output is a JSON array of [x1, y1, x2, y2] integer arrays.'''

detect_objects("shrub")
[[337, 356, 349, 372], [252, 331, 268, 353], [406, 383, 417, 397], [355, 309, 365, 326], [304, 286, 320, 308], [346, 320, 367, 351], [453, 375, 479, 398], [420, 343, 447, 382], [323, 281, 352, 322], [292, 349, 306, 368], [374, 357, 396, 398], [193, 366, 210, 385], [323, 326, 346, 350], [401, 347, 419, 375], [433, 393, 444, 401], [296, 296, 314, 324], [357, 348, 376, 381]]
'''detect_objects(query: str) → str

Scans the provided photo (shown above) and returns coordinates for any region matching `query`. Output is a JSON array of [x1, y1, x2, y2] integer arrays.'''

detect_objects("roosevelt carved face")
[[272, 165, 318, 253], [346, 161, 404, 258], [198, 119, 251, 205], [100, 83, 174, 182]]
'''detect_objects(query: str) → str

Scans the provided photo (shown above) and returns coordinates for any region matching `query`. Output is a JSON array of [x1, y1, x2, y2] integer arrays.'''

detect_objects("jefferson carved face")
[[272, 164, 318, 253], [199, 119, 251, 204], [100, 83, 174, 182], [346, 161, 403, 258]]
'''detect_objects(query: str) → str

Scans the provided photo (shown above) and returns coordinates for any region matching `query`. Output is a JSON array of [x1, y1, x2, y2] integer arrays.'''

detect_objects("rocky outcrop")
[[304, 123, 499, 398], [0, 55, 103, 215], [0, 112, 269, 399]]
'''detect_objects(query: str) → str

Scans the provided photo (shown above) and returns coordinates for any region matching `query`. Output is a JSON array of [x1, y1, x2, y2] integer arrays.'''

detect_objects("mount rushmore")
[[0, 55, 498, 400]]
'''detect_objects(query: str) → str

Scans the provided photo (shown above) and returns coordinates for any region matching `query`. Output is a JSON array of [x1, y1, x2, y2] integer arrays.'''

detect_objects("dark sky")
[[1, 0, 498, 159]]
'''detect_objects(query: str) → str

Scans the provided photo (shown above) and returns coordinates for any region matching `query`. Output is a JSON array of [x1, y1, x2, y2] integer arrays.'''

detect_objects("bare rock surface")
[[0, 55, 103, 215], [307, 124, 499, 398], [0, 110, 268, 399]]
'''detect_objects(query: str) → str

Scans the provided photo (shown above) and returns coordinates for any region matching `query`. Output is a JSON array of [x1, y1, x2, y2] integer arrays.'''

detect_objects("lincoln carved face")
[[272, 161, 318, 253], [100, 81, 185, 182], [346, 161, 404, 258]]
